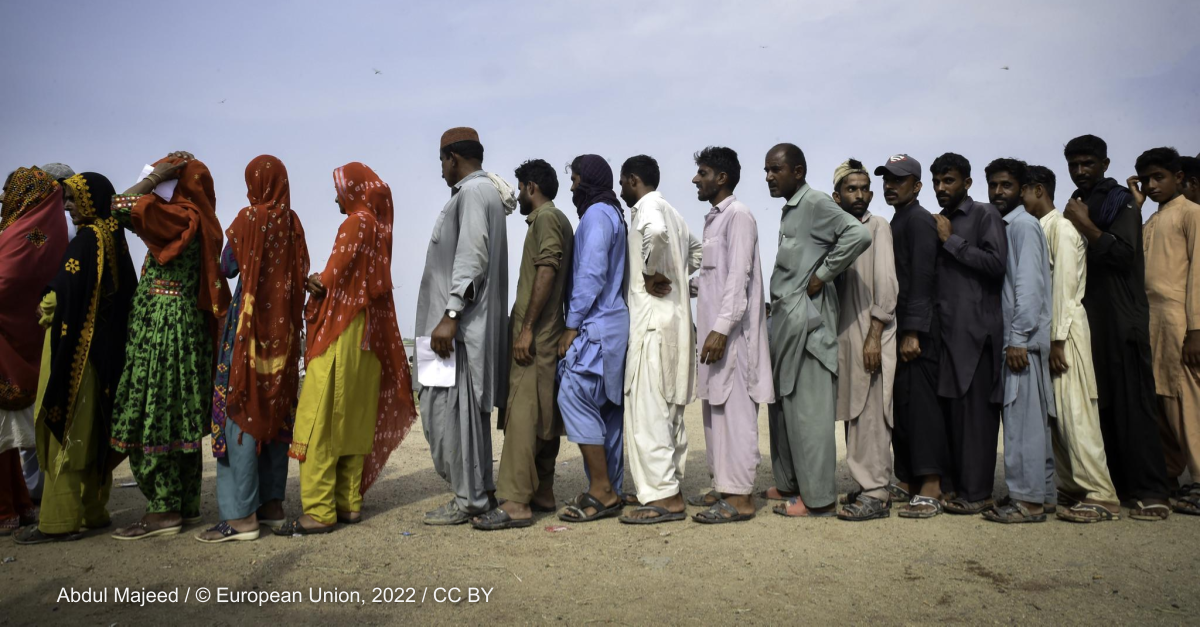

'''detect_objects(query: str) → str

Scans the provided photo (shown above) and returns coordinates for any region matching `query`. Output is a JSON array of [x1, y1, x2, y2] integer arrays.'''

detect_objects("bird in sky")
[[373, 68, 383, 75]]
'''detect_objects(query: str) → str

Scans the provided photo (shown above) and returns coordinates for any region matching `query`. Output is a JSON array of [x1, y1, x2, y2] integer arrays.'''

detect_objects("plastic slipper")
[[14, 525, 82, 545], [558, 493, 622, 523], [1056, 503, 1119, 523], [272, 518, 337, 536], [471, 508, 535, 531], [944, 497, 994, 515], [111, 521, 183, 541], [692, 499, 755, 524], [838, 495, 891, 521], [981, 502, 1046, 524], [898, 495, 943, 519], [686, 490, 721, 507], [1129, 501, 1171, 521], [619, 505, 686, 525], [194, 521, 261, 543]]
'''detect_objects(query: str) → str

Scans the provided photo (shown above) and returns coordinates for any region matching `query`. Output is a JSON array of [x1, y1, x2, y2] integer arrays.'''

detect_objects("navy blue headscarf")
[[570, 154, 622, 218]]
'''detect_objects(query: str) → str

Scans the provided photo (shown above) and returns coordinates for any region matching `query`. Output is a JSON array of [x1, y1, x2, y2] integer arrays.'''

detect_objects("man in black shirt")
[[929, 153, 1007, 515], [1061, 134, 1171, 521], [877, 154, 950, 518]]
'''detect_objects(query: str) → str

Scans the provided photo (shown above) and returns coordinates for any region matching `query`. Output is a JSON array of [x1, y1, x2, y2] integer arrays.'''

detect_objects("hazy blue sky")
[[3, 1, 1198, 335]]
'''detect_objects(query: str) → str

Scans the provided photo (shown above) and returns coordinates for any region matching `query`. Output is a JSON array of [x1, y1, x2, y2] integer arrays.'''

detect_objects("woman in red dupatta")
[[198, 155, 309, 543], [0, 168, 68, 534], [276, 162, 415, 535]]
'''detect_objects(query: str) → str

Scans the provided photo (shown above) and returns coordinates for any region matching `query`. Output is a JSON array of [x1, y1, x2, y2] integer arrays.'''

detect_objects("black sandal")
[[14, 525, 81, 545], [944, 497, 994, 515], [618, 505, 686, 525], [981, 502, 1046, 524], [1174, 493, 1200, 516], [686, 490, 721, 507], [838, 495, 891, 521], [471, 508, 534, 531], [692, 499, 755, 524], [558, 493, 622, 523], [273, 517, 337, 536]]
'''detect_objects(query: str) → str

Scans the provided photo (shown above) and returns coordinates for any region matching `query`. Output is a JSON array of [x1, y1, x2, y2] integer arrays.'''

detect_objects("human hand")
[[807, 274, 825, 297], [933, 214, 952, 243], [700, 331, 728, 364], [644, 272, 672, 298], [1006, 346, 1029, 373], [1049, 340, 1069, 374], [513, 327, 535, 366], [431, 315, 458, 359], [558, 329, 579, 359], [306, 273, 326, 298]]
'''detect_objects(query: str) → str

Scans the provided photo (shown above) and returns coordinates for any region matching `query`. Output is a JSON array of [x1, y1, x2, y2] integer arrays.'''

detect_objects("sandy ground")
[[2, 402, 1199, 627]]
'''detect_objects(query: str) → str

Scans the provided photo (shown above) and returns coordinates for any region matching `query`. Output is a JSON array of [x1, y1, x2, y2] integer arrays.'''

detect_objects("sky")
[[3, 0, 1199, 336]]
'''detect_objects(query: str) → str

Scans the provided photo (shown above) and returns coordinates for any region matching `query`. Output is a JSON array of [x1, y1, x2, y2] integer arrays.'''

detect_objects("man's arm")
[[942, 207, 1007, 278], [1007, 222, 1047, 349], [447, 186, 493, 312], [1182, 207, 1200, 368], [565, 210, 613, 331], [812, 196, 872, 284], [1079, 192, 1138, 270], [513, 214, 564, 366], [900, 213, 937, 334]]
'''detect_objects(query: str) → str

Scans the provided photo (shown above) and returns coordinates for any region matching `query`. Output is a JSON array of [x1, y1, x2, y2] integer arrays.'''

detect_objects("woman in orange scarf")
[[276, 162, 416, 535], [0, 168, 69, 535], [197, 155, 309, 543], [109, 152, 231, 540]]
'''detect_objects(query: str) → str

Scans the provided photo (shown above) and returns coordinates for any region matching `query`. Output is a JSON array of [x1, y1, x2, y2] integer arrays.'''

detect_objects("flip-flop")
[[194, 521, 261, 543], [618, 505, 686, 525], [1056, 503, 1119, 523], [471, 508, 535, 531], [14, 525, 82, 545], [111, 521, 183, 541], [898, 495, 943, 519], [558, 493, 622, 523], [692, 499, 755, 524], [272, 518, 337, 536], [686, 490, 721, 507], [1129, 501, 1171, 521]]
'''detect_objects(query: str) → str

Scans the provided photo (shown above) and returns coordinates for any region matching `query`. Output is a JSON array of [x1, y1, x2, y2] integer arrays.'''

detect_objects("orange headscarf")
[[224, 155, 310, 444], [297, 162, 415, 494], [129, 157, 230, 345]]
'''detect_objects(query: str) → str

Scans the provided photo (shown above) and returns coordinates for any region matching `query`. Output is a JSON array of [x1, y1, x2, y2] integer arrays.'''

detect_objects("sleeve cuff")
[[1008, 330, 1031, 348], [565, 313, 583, 329], [869, 305, 895, 324], [897, 312, 932, 333], [815, 264, 836, 284], [944, 233, 966, 254], [446, 294, 468, 312], [711, 317, 735, 336]]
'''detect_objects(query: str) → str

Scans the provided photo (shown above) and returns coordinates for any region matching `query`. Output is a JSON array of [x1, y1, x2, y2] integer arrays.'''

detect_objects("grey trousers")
[[769, 358, 837, 509], [421, 349, 494, 514], [215, 419, 289, 521], [1001, 352, 1057, 504]]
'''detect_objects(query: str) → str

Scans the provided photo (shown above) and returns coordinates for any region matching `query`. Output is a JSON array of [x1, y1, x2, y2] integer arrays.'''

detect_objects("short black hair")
[[514, 159, 559, 200], [620, 154, 660, 189], [440, 139, 484, 163], [773, 143, 807, 171], [1181, 156, 1200, 182], [835, 158, 868, 194], [931, 152, 971, 179], [1023, 165, 1057, 202], [1064, 135, 1108, 160], [984, 158, 1028, 184], [1135, 147, 1182, 175], [693, 146, 741, 191]]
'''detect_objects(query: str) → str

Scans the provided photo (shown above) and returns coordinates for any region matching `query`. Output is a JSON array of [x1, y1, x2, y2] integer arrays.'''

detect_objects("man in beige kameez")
[[830, 160, 898, 521], [1137, 147, 1200, 516], [473, 159, 573, 530], [1021, 165, 1120, 522]]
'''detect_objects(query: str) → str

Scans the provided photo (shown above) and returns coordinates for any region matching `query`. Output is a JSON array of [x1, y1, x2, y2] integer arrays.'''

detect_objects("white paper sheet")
[[138, 164, 179, 202], [415, 336, 456, 387]]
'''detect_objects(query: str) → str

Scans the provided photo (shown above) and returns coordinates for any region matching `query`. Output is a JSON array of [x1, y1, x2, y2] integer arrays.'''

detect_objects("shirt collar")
[[944, 195, 975, 216], [711, 194, 737, 214], [784, 183, 811, 209], [1160, 194, 1188, 212], [631, 190, 663, 215], [525, 201, 554, 224], [1002, 207, 1024, 224], [452, 170, 487, 193]]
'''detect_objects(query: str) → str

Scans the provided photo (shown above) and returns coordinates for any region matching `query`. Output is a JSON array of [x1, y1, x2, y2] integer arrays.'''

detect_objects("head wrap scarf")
[[221, 155, 310, 445], [0, 167, 67, 410], [127, 157, 231, 346], [832, 159, 869, 192], [570, 155, 623, 218], [39, 173, 136, 456], [292, 162, 416, 495]]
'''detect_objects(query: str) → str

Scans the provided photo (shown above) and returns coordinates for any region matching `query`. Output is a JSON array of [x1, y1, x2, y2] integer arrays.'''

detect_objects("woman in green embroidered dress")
[[109, 152, 231, 540]]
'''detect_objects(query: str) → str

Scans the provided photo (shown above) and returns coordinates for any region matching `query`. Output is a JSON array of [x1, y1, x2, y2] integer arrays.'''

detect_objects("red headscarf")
[[0, 168, 68, 410], [224, 155, 310, 444], [128, 157, 231, 345], [298, 162, 415, 494]]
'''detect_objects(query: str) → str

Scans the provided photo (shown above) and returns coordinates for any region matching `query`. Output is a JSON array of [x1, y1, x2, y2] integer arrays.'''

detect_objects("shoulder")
[[727, 202, 758, 227], [806, 187, 840, 212]]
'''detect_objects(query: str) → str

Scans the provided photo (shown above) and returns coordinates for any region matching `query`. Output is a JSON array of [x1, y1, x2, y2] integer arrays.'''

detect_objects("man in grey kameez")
[[763, 144, 871, 517], [417, 127, 510, 525]]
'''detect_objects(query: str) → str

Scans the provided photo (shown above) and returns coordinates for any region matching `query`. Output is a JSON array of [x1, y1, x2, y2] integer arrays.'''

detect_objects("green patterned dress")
[[109, 195, 211, 515]]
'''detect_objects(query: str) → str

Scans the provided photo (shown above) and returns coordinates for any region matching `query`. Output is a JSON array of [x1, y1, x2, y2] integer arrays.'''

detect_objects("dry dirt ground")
[[3, 403, 1199, 626]]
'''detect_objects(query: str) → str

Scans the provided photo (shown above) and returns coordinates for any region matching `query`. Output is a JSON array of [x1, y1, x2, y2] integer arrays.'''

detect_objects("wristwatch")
[[446, 309, 459, 321]]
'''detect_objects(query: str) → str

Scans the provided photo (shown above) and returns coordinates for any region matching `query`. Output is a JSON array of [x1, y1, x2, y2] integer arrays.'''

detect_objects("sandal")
[[14, 525, 82, 545], [194, 521, 261, 543], [471, 508, 534, 531], [621, 493, 641, 506], [337, 512, 362, 525], [887, 483, 911, 503], [272, 517, 337, 536], [619, 505, 686, 525], [1129, 500, 1171, 521], [111, 520, 183, 541], [686, 490, 721, 507], [424, 500, 471, 526], [1174, 493, 1200, 516], [839, 489, 862, 505], [982, 501, 1046, 524], [898, 495, 943, 519], [0, 516, 17, 536], [692, 499, 755, 524], [497, 498, 557, 513], [838, 495, 891, 521], [773, 497, 836, 518], [558, 493, 622, 523], [944, 497, 994, 515], [1057, 503, 1119, 523], [758, 487, 798, 502]]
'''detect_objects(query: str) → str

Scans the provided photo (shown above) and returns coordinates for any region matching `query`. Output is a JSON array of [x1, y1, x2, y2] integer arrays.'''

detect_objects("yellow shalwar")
[[292, 312, 380, 524]]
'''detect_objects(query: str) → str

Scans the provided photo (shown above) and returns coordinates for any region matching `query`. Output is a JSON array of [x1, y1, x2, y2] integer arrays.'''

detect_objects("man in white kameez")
[[616, 155, 702, 524]]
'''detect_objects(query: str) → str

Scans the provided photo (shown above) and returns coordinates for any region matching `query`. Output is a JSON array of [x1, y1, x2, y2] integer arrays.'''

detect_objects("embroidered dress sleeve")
[[110, 194, 142, 227]]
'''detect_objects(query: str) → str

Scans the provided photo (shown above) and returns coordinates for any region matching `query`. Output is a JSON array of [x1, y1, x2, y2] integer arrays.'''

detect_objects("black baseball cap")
[[874, 154, 922, 180]]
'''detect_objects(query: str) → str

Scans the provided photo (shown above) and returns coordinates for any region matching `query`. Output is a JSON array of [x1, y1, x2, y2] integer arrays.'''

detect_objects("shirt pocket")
[[701, 235, 723, 270], [430, 208, 449, 244]]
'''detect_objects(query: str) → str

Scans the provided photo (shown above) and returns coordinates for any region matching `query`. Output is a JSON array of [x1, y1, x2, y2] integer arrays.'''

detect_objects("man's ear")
[[964, 176, 973, 190], [832, 189, 842, 204], [715, 171, 728, 188], [913, 181, 923, 196], [794, 164, 807, 181]]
